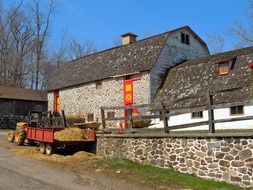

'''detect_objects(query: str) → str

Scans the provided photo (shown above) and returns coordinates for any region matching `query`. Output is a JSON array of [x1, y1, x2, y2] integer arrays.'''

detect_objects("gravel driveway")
[[0, 131, 152, 190]]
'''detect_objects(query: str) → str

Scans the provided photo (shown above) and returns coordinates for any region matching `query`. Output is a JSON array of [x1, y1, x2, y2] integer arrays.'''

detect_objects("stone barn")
[[0, 86, 47, 128], [47, 26, 209, 123], [155, 46, 253, 129]]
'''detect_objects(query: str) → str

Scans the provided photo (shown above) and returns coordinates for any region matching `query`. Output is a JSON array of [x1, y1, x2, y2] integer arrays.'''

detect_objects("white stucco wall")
[[151, 105, 253, 130]]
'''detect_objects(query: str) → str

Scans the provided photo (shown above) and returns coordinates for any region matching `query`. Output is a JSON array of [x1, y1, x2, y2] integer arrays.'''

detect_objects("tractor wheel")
[[7, 131, 15, 143], [45, 143, 54, 155], [39, 142, 46, 154], [15, 126, 26, 146]]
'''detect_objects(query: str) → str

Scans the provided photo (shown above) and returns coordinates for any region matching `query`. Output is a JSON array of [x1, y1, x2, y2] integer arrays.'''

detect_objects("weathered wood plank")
[[102, 103, 161, 111], [207, 92, 215, 133], [100, 107, 106, 130], [168, 121, 209, 130], [213, 115, 253, 124], [105, 114, 161, 121]]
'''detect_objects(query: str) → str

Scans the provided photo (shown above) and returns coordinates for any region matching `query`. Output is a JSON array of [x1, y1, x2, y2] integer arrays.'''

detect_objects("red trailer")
[[26, 127, 96, 155]]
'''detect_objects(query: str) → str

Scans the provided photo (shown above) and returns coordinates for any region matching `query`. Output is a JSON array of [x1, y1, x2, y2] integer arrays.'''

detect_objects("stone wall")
[[48, 72, 150, 124], [97, 134, 253, 188]]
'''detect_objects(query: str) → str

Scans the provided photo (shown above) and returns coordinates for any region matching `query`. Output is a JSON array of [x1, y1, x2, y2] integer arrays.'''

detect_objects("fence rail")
[[0, 115, 24, 129], [101, 92, 253, 134]]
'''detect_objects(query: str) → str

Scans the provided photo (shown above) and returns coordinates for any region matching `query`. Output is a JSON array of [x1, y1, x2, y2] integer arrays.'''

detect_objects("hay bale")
[[54, 127, 87, 141], [66, 117, 86, 124], [83, 122, 101, 130], [132, 112, 151, 128]]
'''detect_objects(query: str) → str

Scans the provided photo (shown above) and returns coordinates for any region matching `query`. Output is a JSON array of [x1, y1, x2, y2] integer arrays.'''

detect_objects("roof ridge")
[[0, 85, 46, 92], [175, 45, 253, 69], [66, 26, 193, 64]]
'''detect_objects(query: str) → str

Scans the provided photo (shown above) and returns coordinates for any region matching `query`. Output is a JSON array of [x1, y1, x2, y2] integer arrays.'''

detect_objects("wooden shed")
[[0, 86, 47, 128]]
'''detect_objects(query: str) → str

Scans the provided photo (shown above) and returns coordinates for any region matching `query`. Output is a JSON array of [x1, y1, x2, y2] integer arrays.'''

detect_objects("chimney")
[[121, 32, 138, 45]]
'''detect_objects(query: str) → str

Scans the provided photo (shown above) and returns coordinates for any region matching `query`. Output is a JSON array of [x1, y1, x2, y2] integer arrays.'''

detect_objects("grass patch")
[[94, 158, 248, 190]]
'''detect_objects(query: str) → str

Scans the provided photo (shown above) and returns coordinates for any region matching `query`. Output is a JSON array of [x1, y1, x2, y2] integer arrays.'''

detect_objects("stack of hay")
[[131, 110, 151, 128], [66, 117, 86, 124], [54, 127, 87, 141]]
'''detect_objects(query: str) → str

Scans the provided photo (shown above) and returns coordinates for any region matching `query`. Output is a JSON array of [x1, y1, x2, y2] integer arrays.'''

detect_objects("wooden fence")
[[0, 115, 24, 129], [101, 92, 253, 134]]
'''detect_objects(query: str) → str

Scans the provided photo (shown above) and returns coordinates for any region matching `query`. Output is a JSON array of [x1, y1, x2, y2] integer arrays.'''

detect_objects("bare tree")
[[0, 0, 98, 89], [206, 33, 225, 54], [67, 39, 97, 59], [54, 29, 97, 61], [31, 0, 56, 89], [0, 0, 34, 87], [9, 4, 33, 87], [229, 0, 253, 48]]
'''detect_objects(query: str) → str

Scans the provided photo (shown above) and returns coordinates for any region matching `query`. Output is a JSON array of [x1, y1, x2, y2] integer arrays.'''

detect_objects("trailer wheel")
[[15, 126, 26, 146], [39, 142, 46, 154], [7, 131, 15, 143], [45, 143, 54, 155], [27, 139, 35, 146]]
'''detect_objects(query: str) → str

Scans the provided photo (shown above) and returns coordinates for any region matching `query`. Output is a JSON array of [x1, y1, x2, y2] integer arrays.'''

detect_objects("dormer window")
[[218, 62, 229, 75]]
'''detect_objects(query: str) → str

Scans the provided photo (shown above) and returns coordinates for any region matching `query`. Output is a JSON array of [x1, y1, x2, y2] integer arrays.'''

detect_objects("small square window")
[[87, 113, 94, 122], [218, 62, 229, 75], [230, 106, 244, 115], [96, 81, 102, 89], [191, 111, 203, 119], [107, 111, 115, 119]]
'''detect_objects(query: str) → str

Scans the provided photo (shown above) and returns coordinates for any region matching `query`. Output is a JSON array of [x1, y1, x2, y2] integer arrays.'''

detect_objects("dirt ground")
[[0, 130, 170, 190]]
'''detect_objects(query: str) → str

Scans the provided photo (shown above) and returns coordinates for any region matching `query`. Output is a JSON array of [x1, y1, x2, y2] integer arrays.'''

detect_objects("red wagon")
[[26, 127, 96, 155]]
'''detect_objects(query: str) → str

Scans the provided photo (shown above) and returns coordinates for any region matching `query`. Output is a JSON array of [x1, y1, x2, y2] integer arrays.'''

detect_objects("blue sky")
[[4, 0, 250, 51]]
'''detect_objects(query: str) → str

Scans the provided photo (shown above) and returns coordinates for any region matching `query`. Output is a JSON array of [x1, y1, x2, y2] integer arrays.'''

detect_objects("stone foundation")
[[96, 134, 253, 188]]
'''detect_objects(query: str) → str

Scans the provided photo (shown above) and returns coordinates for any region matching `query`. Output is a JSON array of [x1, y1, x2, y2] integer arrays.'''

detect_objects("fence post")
[[161, 102, 169, 133], [207, 92, 215, 133], [101, 107, 106, 130], [128, 107, 133, 131], [61, 110, 67, 128]]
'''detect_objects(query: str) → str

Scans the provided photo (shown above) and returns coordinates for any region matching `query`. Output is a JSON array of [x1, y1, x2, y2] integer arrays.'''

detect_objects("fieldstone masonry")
[[48, 72, 150, 123], [97, 135, 253, 188]]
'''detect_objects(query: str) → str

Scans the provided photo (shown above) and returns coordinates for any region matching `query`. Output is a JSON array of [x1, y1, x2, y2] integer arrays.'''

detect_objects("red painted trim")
[[123, 77, 141, 128], [218, 62, 229, 75], [249, 63, 253, 69], [54, 90, 60, 112]]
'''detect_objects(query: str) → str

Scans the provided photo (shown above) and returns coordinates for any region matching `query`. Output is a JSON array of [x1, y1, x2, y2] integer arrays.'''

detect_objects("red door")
[[54, 91, 60, 112]]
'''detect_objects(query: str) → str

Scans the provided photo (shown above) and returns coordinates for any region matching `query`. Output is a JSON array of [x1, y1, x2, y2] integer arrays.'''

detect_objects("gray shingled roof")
[[48, 26, 208, 91], [0, 86, 47, 102], [155, 46, 253, 110]]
